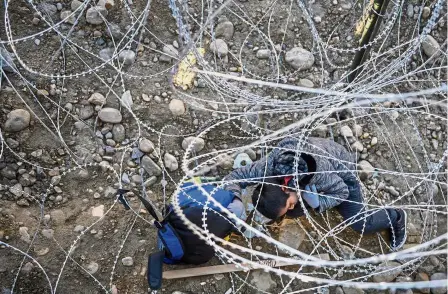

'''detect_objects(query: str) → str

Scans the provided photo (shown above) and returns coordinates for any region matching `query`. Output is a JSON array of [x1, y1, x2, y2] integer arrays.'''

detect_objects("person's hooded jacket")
[[224, 137, 359, 213]]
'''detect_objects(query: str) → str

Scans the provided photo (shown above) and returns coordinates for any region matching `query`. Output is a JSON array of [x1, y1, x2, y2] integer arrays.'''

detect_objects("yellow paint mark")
[[355, 0, 375, 38], [173, 48, 205, 90]]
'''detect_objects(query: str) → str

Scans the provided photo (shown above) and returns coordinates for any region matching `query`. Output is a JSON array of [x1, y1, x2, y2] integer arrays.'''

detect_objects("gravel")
[[169, 99, 186, 116], [215, 18, 234, 40], [182, 136, 205, 152], [285, 47, 314, 70], [358, 160, 374, 180], [139, 138, 155, 153], [340, 125, 354, 137], [430, 273, 447, 294], [164, 153, 179, 171], [71, 0, 83, 11], [4, 109, 31, 132], [121, 256, 134, 266], [88, 93, 106, 105], [256, 49, 270, 59], [298, 78, 314, 88], [79, 105, 94, 120], [98, 108, 122, 123], [422, 35, 441, 57], [86, 262, 99, 274], [372, 261, 402, 283], [60, 11, 76, 25], [120, 90, 133, 108], [19, 227, 31, 243], [112, 124, 125, 142], [141, 155, 162, 176], [161, 45, 178, 62], [9, 183, 23, 197], [351, 141, 364, 152], [86, 6, 108, 25], [118, 50, 136, 66], [210, 39, 228, 56], [74, 225, 85, 232]]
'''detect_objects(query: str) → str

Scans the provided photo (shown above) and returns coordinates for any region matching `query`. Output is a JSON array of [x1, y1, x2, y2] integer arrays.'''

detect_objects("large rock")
[[98, 108, 122, 123], [88, 92, 106, 105], [215, 21, 234, 40], [164, 153, 179, 172], [340, 125, 353, 137], [86, 261, 99, 274], [415, 272, 430, 294], [99, 47, 114, 61], [182, 137, 205, 152], [0, 47, 16, 72], [372, 261, 402, 283], [121, 256, 134, 266], [86, 6, 108, 25], [9, 183, 23, 197], [342, 287, 365, 294], [79, 105, 94, 120], [71, 0, 83, 11], [106, 23, 122, 40], [120, 90, 133, 108], [358, 160, 374, 180], [161, 45, 178, 62], [256, 49, 271, 59], [250, 271, 276, 292], [60, 11, 76, 25], [430, 273, 447, 294], [4, 109, 31, 132], [210, 39, 228, 56], [38, 3, 57, 16], [278, 219, 306, 249], [138, 138, 154, 153], [118, 50, 136, 66], [19, 227, 31, 243], [112, 124, 125, 142], [141, 156, 162, 176], [285, 47, 314, 70], [169, 99, 186, 116], [422, 35, 441, 57], [351, 141, 364, 152]]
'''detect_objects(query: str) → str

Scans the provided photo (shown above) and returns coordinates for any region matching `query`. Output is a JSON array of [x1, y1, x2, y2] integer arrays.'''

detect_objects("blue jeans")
[[289, 181, 398, 233], [337, 180, 398, 234]]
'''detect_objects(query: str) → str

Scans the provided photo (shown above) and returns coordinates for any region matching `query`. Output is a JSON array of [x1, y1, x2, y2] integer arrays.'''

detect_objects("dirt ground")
[[0, 0, 447, 293]]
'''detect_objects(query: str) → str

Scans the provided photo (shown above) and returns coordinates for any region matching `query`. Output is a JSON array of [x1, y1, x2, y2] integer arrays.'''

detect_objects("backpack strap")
[[147, 250, 164, 290], [117, 189, 131, 210]]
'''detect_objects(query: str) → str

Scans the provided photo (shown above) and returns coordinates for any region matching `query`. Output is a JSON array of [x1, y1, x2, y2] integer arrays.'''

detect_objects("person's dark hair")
[[252, 178, 289, 220]]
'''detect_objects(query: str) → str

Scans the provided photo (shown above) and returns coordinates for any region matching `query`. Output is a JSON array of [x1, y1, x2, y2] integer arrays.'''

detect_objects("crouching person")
[[146, 177, 245, 290], [165, 177, 245, 264], [224, 137, 407, 251]]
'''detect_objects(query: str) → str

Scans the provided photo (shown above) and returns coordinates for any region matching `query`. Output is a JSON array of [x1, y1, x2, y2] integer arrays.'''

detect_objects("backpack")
[[118, 178, 235, 290]]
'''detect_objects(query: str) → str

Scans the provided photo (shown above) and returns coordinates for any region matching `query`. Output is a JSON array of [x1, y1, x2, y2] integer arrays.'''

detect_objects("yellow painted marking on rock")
[[173, 48, 205, 90]]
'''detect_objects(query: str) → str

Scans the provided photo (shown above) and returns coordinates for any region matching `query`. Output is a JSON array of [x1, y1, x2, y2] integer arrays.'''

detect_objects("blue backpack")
[[118, 179, 235, 290]]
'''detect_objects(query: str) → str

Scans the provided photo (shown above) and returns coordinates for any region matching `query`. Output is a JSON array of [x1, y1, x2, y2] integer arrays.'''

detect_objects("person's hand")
[[302, 184, 319, 208]]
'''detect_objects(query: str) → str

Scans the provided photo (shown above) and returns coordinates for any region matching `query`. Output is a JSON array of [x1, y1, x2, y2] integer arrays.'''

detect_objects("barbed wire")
[[0, 0, 447, 293]]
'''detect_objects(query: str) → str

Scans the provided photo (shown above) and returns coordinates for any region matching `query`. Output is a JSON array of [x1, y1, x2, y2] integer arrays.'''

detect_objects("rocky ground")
[[0, 0, 447, 293]]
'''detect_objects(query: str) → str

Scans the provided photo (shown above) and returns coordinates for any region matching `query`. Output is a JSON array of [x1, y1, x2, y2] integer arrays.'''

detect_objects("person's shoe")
[[390, 209, 407, 251]]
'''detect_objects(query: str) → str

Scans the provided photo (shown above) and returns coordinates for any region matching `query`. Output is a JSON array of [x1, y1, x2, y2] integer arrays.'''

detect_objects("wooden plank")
[[163, 253, 330, 280]]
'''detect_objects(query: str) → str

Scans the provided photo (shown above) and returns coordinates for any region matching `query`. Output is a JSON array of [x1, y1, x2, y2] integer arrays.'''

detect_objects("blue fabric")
[[286, 181, 399, 233], [158, 183, 236, 264], [336, 182, 398, 234], [157, 223, 184, 264], [302, 184, 319, 208], [177, 182, 235, 212]]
